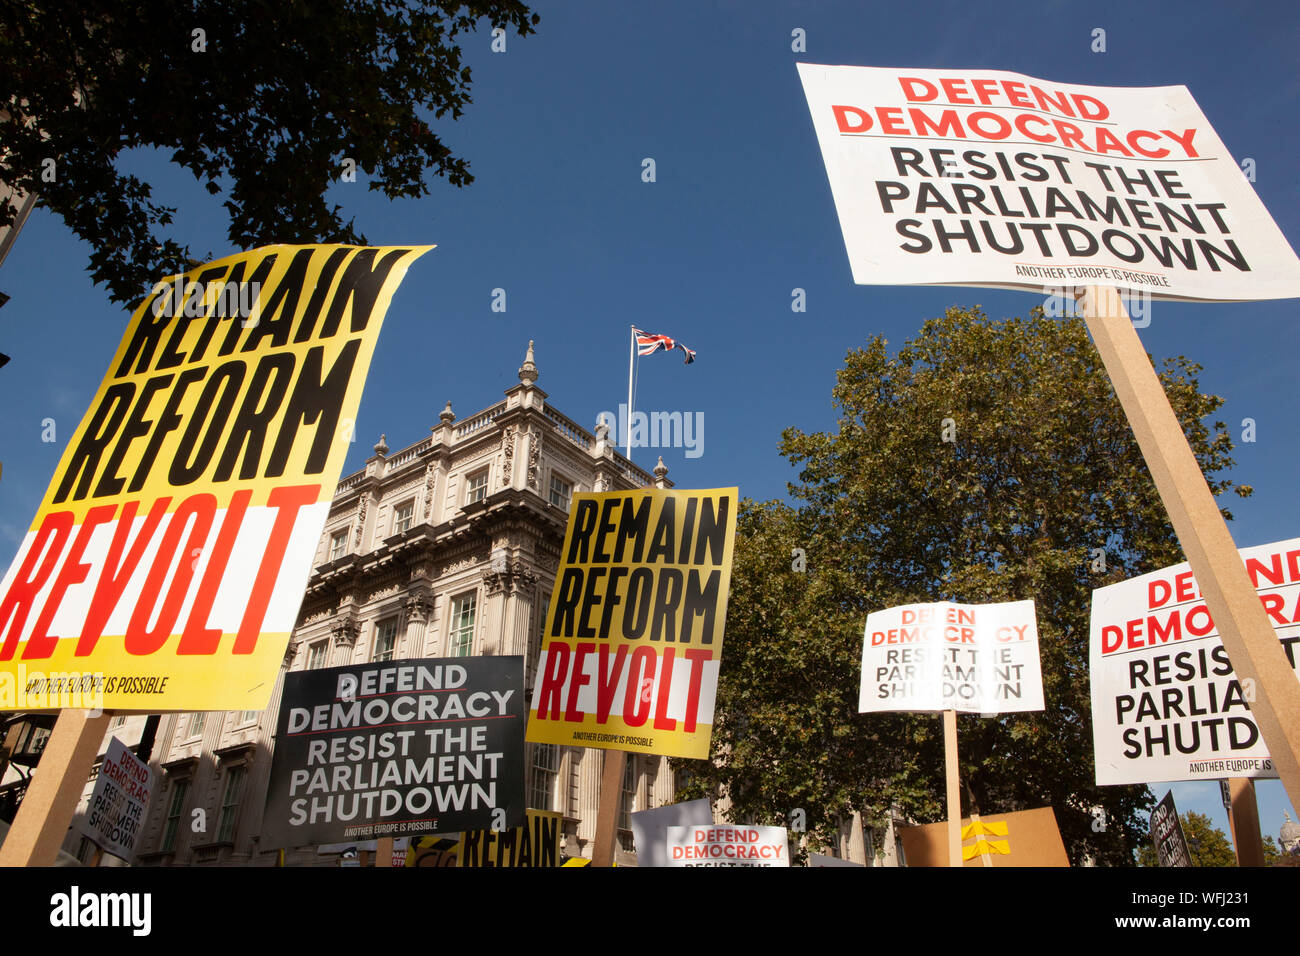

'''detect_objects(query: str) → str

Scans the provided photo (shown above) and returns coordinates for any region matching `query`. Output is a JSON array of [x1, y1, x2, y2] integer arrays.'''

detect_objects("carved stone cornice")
[[331, 616, 361, 648], [405, 588, 434, 623], [483, 561, 539, 596]]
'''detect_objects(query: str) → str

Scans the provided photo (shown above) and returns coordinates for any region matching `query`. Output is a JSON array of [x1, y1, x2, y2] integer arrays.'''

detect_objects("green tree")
[[1138, 811, 1238, 867], [681, 307, 1249, 865], [0, 1, 539, 305]]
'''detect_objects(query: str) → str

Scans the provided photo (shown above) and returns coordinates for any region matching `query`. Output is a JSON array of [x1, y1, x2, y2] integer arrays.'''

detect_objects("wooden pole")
[[591, 749, 627, 867], [943, 709, 961, 868], [376, 836, 394, 868], [967, 813, 994, 867], [1227, 778, 1265, 867], [1081, 286, 1300, 811], [0, 709, 109, 867]]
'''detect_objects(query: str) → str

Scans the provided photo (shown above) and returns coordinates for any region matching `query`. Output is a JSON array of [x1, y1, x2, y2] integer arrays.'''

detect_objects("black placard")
[[262, 656, 524, 848]]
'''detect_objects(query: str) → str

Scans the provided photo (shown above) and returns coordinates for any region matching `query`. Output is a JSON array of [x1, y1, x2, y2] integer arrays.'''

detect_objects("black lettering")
[[649, 568, 683, 642], [168, 361, 246, 485], [94, 374, 174, 497], [213, 352, 296, 481], [565, 499, 599, 563], [265, 340, 361, 477], [53, 383, 134, 503], [318, 249, 413, 338]]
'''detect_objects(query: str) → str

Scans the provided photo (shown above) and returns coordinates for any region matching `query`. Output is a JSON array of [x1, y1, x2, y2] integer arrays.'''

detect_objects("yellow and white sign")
[[0, 244, 431, 711], [527, 488, 737, 760]]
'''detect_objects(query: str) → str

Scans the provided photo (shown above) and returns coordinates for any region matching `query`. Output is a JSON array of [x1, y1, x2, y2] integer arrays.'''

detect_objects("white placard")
[[1090, 538, 1300, 785], [78, 736, 153, 861], [665, 824, 790, 867], [797, 64, 1300, 301], [858, 600, 1043, 714]]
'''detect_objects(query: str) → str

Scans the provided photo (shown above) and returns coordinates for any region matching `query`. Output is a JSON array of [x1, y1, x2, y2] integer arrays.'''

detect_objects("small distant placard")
[[1151, 791, 1192, 867], [665, 824, 790, 867], [630, 798, 715, 867], [859, 600, 1043, 713], [78, 737, 153, 861]]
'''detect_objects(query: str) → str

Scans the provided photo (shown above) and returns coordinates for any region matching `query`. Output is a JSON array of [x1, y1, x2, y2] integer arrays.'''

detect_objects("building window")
[[618, 758, 637, 851], [530, 743, 560, 812], [392, 500, 414, 534], [329, 530, 348, 561], [237, 711, 259, 726], [465, 470, 488, 505], [217, 766, 245, 843], [187, 713, 207, 739], [449, 593, 476, 657], [110, 715, 127, 728], [373, 619, 399, 663], [161, 778, 189, 852], [307, 641, 328, 670], [549, 474, 572, 510]]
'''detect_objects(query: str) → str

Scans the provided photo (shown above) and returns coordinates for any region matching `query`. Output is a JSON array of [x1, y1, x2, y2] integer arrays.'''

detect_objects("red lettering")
[[233, 484, 318, 653], [623, 646, 655, 727], [536, 641, 569, 719], [24, 505, 117, 659], [970, 78, 999, 105], [177, 490, 252, 654], [596, 644, 628, 721], [1101, 625, 1123, 654], [940, 78, 973, 104], [78, 498, 170, 656], [682, 648, 711, 732], [566, 642, 594, 722], [898, 77, 937, 101], [832, 105, 871, 133], [0, 511, 75, 660], [653, 647, 677, 731], [125, 493, 216, 655], [1148, 578, 1172, 609]]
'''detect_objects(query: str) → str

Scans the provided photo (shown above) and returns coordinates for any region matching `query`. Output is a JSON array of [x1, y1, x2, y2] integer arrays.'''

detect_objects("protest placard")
[[527, 488, 737, 760], [1150, 791, 1192, 867], [458, 809, 563, 867], [261, 656, 524, 846], [858, 599, 1043, 714], [0, 244, 431, 712], [797, 65, 1300, 301], [665, 824, 789, 867], [898, 806, 1069, 867], [1091, 537, 1300, 785], [77, 736, 153, 861], [630, 798, 714, 867]]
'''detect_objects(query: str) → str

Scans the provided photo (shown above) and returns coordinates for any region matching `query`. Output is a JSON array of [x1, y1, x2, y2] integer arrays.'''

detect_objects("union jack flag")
[[634, 328, 696, 364]]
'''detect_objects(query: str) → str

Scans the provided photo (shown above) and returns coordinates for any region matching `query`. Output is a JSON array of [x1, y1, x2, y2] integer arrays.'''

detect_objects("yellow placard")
[[526, 488, 737, 760], [0, 244, 431, 711], [403, 810, 565, 867]]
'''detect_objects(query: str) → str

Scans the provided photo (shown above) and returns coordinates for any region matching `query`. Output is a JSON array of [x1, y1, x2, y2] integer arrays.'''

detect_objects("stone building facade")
[[134, 343, 685, 866]]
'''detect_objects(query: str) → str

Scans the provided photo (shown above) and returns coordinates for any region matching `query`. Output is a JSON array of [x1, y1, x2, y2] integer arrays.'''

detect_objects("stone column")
[[403, 588, 433, 658]]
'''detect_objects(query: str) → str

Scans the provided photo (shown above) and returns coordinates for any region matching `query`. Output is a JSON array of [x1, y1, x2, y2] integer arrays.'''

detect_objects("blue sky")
[[1, 0, 1297, 853]]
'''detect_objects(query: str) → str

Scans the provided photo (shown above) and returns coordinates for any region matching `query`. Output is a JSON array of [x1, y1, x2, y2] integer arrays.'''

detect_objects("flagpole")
[[626, 325, 635, 462]]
